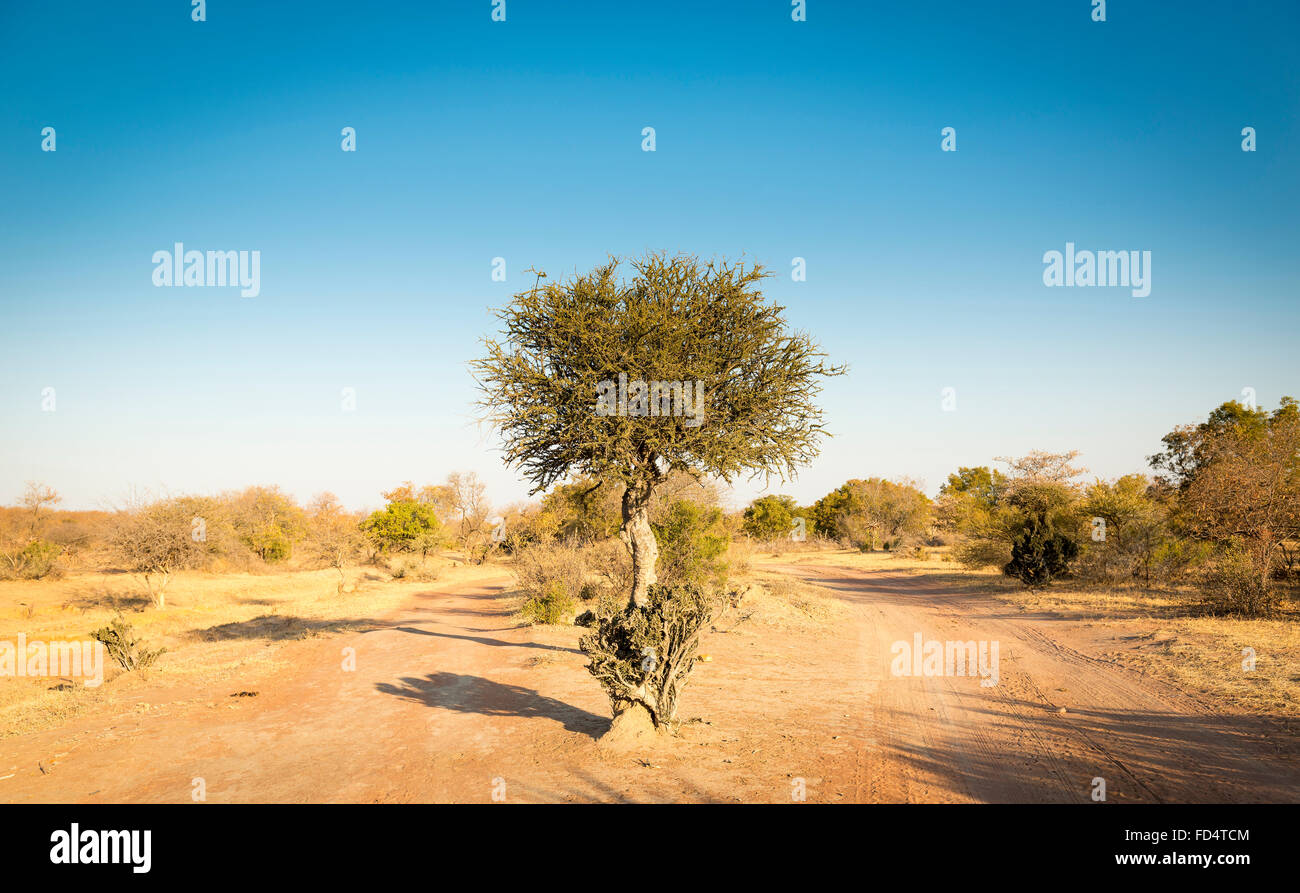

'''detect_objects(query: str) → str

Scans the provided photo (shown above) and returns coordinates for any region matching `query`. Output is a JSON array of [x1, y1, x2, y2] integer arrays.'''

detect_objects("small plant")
[[519, 580, 577, 625], [91, 616, 166, 672], [1, 539, 62, 580], [514, 542, 588, 619]]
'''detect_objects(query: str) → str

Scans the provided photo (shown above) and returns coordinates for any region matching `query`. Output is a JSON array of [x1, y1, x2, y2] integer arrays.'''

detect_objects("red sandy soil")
[[3, 563, 1298, 803]]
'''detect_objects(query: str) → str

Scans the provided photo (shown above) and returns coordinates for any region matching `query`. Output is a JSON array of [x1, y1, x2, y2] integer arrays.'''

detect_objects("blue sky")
[[1, 0, 1297, 512]]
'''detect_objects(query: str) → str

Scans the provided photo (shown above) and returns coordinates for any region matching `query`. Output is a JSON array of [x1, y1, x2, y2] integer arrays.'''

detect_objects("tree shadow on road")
[[375, 671, 609, 737], [186, 614, 386, 642], [391, 625, 581, 654]]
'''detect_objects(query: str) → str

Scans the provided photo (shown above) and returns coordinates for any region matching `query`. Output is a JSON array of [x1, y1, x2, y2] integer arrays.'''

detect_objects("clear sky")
[[1, 0, 1297, 513]]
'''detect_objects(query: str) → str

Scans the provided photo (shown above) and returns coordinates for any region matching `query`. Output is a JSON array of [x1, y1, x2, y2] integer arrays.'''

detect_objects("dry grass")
[[997, 580, 1300, 718], [0, 556, 496, 737]]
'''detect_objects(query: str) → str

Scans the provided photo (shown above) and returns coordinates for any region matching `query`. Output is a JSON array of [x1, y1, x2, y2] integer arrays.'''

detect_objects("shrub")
[[361, 495, 444, 557], [519, 580, 577, 625], [582, 537, 633, 596], [514, 543, 588, 623], [1152, 537, 1213, 584], [91, 616, 166, 671], [1199, 547, 1281, 617], [228, 486, 306, 562], [580, 582, 719, 728], [1003, 513, 1079, 587], [2, 539, 62, 580], [652, 500, 729, 590], [741, 495, 798, 540]]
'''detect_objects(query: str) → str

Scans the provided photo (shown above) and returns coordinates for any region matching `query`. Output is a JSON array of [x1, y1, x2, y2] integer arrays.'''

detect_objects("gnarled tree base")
[[580, 582, 718, 730]]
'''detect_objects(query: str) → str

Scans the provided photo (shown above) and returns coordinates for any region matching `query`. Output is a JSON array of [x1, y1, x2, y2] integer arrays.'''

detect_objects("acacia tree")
[[1177, 399, 1300, 597], [108, 496, 207, 608], [475, 254, 842, 730], [306, 493, 365, 594], [475, 254, 843, 608]]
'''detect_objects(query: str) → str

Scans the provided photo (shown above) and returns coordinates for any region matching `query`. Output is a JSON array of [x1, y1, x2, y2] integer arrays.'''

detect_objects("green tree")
[[229, 486, 305, 563], [938, 466, 1006, 509], [474, 254, 843, 608], [475, 253, 842, 731], [812, 478, 930, 549], [741, 494, 799, 540], [361, 485, 446, 558], [1078, 475, 1173, 586], [940, 451, 1085, 570]]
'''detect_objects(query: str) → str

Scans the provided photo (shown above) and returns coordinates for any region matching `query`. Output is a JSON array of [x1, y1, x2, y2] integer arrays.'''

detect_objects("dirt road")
[[3, 562, 1297, 803]]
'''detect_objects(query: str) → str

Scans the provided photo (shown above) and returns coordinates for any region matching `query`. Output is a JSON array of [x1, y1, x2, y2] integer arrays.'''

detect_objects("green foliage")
[[229, 486, 306, 563], [4, 539, 61, 580], [91, 616, 166, 671], [540, 476, 622, 541], [1151, 537, 1213, 581], [938, 466, 1006, 509], [519, 580, 578, 625], [1075, 474, 1171, 585], [652, 500, 730, 589], [580, 582, 719, 727], [812, 478, 930, 549], [1003, 513, 1079, 587], [940, 452, 1085, 571], [741, 494, 798, 540], [361, 495, 444, 556], [474, 255, 845, 493]]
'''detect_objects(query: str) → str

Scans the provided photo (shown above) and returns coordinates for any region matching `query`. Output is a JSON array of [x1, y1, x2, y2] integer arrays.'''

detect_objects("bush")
[[1199, 547, 1282, 617], [652, 500, 729, 590], [580, 582, 719, 728], [954, 537, 1011, 570], [581, 537, 633, 596], [727, 536, 755, 577], [389, 558, 441, 582], [1152, 537, 1213, 585], [2, 539, 62, 580], [515, 543, 588, 623], [1003, 513, 1079, 587], [519, 580, 577, 625], [91, 616, 166, 671], [741, 495, 798, 540]]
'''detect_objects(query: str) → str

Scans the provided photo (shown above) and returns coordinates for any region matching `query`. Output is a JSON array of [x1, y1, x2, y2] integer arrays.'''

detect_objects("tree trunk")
[[622, 480, 658, 608]]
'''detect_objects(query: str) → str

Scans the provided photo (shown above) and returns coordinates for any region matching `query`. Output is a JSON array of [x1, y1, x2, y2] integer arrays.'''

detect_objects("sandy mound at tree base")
[[597, 703, 661, 750]]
